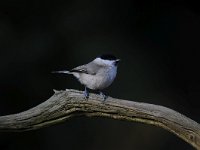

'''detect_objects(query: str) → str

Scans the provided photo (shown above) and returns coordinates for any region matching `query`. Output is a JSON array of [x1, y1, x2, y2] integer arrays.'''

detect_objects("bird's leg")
[[83, 87, 89, 99], [99, 91, 107, 101]]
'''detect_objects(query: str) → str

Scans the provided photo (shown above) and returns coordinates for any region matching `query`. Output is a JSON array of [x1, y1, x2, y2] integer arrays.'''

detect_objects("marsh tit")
[[52, 54, 120, 100]]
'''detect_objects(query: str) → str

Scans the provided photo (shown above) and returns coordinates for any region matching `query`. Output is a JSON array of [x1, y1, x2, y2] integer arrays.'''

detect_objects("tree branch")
[[0, 89, 200, 149]]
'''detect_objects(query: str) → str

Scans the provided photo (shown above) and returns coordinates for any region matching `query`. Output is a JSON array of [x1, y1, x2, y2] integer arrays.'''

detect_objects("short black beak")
[[115, 59, 120, 65]]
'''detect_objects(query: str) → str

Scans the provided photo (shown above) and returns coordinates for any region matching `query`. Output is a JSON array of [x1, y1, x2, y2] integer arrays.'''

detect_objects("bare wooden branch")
[[0, 89, 200, 149]]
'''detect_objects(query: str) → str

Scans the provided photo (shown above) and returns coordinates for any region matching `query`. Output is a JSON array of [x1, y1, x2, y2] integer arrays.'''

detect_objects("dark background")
[[0, 0, 200, 150]]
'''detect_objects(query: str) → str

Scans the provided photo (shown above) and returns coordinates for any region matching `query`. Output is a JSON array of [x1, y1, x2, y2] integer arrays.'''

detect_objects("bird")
[[52, 54, 120, 100]]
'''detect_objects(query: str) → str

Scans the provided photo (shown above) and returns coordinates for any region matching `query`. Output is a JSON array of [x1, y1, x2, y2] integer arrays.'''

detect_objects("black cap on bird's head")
[[99, 54, 117, 60], [98, 54, 120, 66]]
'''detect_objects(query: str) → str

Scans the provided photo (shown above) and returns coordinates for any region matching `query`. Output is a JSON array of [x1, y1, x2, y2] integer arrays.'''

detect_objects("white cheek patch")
[[94, 58, 114, 66]]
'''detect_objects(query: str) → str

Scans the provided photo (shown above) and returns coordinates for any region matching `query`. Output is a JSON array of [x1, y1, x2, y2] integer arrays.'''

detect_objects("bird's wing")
[[70, 63, 98, 75]]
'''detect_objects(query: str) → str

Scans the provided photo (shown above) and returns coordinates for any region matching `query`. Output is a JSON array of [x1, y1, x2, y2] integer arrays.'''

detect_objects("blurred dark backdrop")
[[0, 0, 200, 150]]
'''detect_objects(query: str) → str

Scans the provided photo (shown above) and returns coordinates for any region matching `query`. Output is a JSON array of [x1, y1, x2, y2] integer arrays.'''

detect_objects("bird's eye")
[[114, 61, 119, 66]]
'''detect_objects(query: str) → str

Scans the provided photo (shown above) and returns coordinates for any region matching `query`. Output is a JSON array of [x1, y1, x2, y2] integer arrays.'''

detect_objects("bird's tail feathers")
[[51, 70, 71, 74]]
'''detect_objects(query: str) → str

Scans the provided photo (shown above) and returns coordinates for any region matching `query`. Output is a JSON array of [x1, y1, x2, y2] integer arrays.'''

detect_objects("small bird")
[[52, 54, 120, 100]]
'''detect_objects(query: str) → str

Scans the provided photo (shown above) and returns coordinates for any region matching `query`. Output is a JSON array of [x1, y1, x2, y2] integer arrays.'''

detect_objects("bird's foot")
[[83, 87, 89, 99], [99, 91, 107, 101]]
